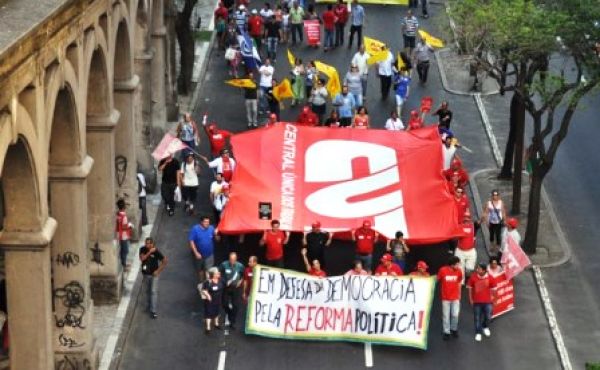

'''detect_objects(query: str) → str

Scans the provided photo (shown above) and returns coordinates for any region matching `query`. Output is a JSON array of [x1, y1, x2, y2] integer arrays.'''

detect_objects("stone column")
[[0, 219, 56, 370], [87, 110, 123, 304], [114, 75, 141, 239], [48, 156, 98, 369], [134, 48, 155, 177], [151, 0, 167, 129]]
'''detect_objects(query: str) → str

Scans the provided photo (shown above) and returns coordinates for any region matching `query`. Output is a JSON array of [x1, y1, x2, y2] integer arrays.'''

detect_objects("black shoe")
[[168, 210, 174, 216], [229, 323, 236, 330], [205, 328, 211, 335], [451, 330, 459, 338], [443, 333, 451, 340], [151, 312, 158, 319], [214, 325, 222, 330]]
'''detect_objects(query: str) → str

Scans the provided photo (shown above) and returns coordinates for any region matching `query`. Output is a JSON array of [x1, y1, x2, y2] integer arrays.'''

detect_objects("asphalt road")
[[117, 3, 563, 369]]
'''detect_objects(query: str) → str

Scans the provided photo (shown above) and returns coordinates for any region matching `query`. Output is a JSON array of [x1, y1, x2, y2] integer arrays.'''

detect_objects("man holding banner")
[[259, 220, 290, 268]]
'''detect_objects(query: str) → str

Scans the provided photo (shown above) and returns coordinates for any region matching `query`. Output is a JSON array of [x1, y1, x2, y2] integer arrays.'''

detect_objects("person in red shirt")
[[248, 9, 264, 52], [242, 255, 258, 303], [301, 248, 327, 277], [374, 254, 403, 276], [203, 116, 233, 158], [259, 219, 289, 268], [214, 2, 229, 23], [352, 220, 379, 272], [321, 4, 337, 51], [437, 256, 463, 340], [333, 0, 349, 47], [467, 263, 497, 342], [296, 106, 319, 126], [410, 260, 430, 277], [456, 214, 477, 284], [443, 157, 469, 188], [407, 109, 424, 130], [453, 187, 470, 220], [352, 106, 370, 129]]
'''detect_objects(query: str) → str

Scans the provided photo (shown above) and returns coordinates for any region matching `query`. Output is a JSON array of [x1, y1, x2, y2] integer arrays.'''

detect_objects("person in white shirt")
[[351, 45, 371, 97], [260, 3, 274, 19], [258, 59, 275, 113], [178, 153, 200, 215], [209, 172, 229, 202], [442, 136, 457, 170], [384, 110, 405, 131], [137, 171, 148, 226], [213, 184, 231, 223], [203, 149, 237, 183], [377, 48, 394, 100], [500, 217, 522, 258]]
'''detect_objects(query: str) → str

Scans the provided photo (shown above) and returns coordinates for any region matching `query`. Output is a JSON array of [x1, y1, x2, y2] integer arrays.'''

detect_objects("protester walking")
[[324, 109, 341, 127], [244, 72, 258, 127], [248, 9, 264, 53], [202, 116, 233, 158], [333, 85, 357, 127], [401, 10, 419, 55], [413, 39, 434, 83], [500, 217, 521, 260], [351, 45, 370, 97], [377, 47, 394, 100], [289, 2, 305, 45], [456, 214, 477, 284], [213, 184, 230, 224], [348, 0, 365, 49], [438, 256, 463, 340], [352, 106, 370, 129], [258, 58, 275, 114], [139, 237, 168, 319], [158, 154, 179, 216], [264, 15, 281, 62], [116, 199, 133, 270], [137, 170, 148, 226], [205, 148, 236, 183], [305, 61, 317, 99], [310, 78, 328, 124], [334, 0, 349, 47], [393, 69, 411, 115], [259, 220, 290, 267], [218, 252, 245, 329], [242, 255, 258, 303], [200, 267, 225, 334], [481, 190, 507, 254], [434, 101, 453, 129], [352, 220, 378, 272], [178, 152, 200, 215], [467, 263, 497, 342], [322, 4, 336, 51], [385, 110, 405, 130], [345, 64, 363, 106], [176, 112, 200, 156], [291, 58, 306, 106], [189, 216, 220, 283]]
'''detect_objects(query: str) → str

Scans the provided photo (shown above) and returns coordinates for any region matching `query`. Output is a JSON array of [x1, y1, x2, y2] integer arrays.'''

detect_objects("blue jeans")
[[356, 254, 373, 272], [119, 239, 130, 268], [324, 29, 334, 49], [442, 300, 460, 334], [267, 37, 278, 61], [143, 275, 159, 313], [259, 86, 270, 112], [473, 303, 493, 334]]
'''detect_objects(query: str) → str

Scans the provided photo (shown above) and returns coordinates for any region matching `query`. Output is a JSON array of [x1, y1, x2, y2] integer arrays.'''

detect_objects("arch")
[[48, 87, 81, 167], [86, 48, 111, 118], [0, 136, 42, 232], [113, 18, 133, 81]]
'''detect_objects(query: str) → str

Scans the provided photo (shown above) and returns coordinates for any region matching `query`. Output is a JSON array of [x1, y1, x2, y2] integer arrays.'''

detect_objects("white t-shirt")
[[501, 229, 522, 253], [259, 65, 274, 87], [442, 144, 457, 170], [385, 118, 405, 131], [210, 180, 229, 197], [377, 51, 394, 76], [260, 8, 274, 19], [351, 51, 370, 76], [137, 173, 147, 197], [213, 193, 230, 212], [208, 157, 237, 173], [181, 161, 199, 187]]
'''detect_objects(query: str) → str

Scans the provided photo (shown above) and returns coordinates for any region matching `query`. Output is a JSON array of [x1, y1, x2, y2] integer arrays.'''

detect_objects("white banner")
[[246, 265, 436, 349]]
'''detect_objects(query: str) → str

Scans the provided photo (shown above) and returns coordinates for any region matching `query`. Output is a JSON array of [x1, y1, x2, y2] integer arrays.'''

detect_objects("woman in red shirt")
[[352, 106, 370, 129], [301, 248, 327, 277]]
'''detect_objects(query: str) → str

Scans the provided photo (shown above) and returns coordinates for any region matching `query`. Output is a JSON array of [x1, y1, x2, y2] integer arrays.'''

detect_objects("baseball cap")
[[311, 221, 321, 228], [239, 4, 246, 10], [380, 253, 393, 262], [362, 220, 372, 228], [506, 217, 518, 228], [251, 9, 257, 14]]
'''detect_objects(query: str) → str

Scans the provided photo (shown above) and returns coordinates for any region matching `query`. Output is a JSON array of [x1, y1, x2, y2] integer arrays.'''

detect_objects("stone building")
[[0, 0, 176, 368]]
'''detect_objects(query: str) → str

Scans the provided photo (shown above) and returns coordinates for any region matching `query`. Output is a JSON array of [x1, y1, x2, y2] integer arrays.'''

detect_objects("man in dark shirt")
[[264, 15, 281, 62], [244, 72, 258, 127], [139, 238, 168, 318], [434, 101, 453, 129], [302, 221, 332, 268], [158, 154, 180, 216]]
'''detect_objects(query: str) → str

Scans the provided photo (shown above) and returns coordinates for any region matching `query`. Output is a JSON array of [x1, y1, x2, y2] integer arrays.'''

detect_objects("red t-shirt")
[[248, 16, 264, 37], [457, 223, 475, 251], [215, 6, 228, 21], [437, 266, 463, 301], [322, 10, 336, 30], [264, 230, 286, 260], [467, 273, 496, 303], [454, 194, 470, 220], [334, 4, 348, 24], [444, 168, 469, 187], [221, 157, 234, 182], [297, 111, 319, 126], [309, 268, 327, 277], [408, 117, 423, 130], [207, 129, 232, 156], [354, 228, 376, 255], [243, 266, 254, 297], [374, 263, 403, 276], [354, 115, 369, 129]]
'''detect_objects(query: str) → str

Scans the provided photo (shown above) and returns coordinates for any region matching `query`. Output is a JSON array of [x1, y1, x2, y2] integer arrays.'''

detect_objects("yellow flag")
[[418, 30, 445, 48], [363, 36, 386, 56], [315, 61, 341, 99], [287, 49, 296, 68], [273, 78, 294, 101], [397, 52, 406, 71], [225, 79, 256, 88], [367, 50, 389, 65]]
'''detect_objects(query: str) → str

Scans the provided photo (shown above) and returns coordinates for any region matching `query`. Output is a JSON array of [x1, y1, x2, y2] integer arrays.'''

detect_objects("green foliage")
[[586, 363, 600, 370]]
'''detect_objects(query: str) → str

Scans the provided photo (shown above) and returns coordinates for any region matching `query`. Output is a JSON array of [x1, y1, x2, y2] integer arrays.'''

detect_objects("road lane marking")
[[364, 343, 373, 368], [217, 350, 227, 370]]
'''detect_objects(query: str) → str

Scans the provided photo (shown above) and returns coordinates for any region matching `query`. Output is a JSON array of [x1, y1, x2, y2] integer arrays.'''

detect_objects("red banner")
[[492, 272, 515, 318], [304, 20, 321, 46], [220, 124, 462, 243]]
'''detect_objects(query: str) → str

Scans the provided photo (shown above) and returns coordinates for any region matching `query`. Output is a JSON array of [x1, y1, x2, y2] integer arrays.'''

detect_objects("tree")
[[175, 0, 199, 95], [449, 0, 600, 253]]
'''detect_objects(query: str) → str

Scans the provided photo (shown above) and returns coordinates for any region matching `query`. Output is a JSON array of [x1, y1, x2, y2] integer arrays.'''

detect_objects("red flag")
[[152, 133, 188, 160], [420, 96, 433, 113], [501, 235, 531, 280], [304, 20, 321, 46], [219, 124, 462, 243], [491, 272, 515, 318]]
